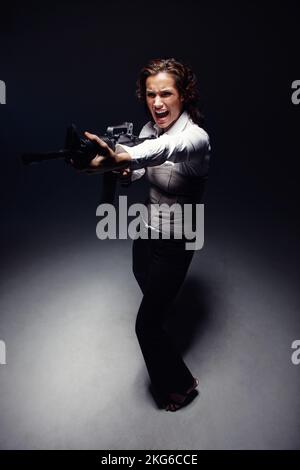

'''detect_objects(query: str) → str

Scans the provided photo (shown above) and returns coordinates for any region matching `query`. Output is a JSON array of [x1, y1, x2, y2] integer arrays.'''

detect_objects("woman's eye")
[[147, 93, 156, 98], [161, 92, 171, 97]]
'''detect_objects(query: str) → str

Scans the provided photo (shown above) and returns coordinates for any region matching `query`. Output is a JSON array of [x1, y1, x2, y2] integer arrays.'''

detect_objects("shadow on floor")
[[167, 276, 214, 355]]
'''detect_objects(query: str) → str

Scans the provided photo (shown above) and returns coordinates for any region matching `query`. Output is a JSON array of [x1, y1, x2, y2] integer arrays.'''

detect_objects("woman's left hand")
[[70, 131, 131, 174], [82, 131, 120, 174]]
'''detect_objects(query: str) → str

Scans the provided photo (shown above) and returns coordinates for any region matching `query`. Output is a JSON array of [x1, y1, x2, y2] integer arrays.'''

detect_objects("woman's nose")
[[154, 96, 163, 107]]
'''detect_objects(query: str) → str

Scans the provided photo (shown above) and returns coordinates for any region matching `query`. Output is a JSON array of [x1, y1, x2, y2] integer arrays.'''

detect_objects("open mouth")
[[154, 110, 169, 119]]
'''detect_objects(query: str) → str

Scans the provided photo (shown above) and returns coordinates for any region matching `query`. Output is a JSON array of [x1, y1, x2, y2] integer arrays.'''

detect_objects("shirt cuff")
[[131, 168, 146, 182], [115, 143, 146, 170]]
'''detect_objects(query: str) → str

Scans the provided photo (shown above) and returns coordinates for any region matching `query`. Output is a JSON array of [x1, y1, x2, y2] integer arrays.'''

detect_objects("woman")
[[82, 58, 210, 411]]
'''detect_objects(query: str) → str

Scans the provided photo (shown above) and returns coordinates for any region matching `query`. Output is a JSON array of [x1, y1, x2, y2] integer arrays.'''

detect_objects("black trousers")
[[132, 227, 195, 400]]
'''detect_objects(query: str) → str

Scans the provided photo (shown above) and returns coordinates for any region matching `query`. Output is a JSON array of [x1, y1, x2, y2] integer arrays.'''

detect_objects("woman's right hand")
[[114, 167, 132, 186]]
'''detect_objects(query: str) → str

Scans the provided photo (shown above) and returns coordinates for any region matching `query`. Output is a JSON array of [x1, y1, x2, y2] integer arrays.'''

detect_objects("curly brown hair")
[[136, 58, 203, 126]]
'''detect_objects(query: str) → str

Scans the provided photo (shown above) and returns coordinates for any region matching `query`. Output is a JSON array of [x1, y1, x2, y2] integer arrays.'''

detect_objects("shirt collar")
[[153, 111, 190, 137]]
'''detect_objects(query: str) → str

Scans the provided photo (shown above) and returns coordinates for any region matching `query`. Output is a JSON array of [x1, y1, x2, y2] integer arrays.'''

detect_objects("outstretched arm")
[[76, 131, 132, 174]]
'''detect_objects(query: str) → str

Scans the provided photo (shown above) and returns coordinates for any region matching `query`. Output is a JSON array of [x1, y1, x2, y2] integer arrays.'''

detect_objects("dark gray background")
[[0, 0, 299, 449]]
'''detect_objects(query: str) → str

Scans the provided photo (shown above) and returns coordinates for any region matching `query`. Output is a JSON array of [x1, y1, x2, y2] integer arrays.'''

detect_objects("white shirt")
[[115, 111, 211, 237], [115, 111, 211, 180]]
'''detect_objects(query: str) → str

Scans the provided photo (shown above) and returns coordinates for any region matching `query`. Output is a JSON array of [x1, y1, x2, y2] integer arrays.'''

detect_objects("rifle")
[[21, 122, 152, 203]]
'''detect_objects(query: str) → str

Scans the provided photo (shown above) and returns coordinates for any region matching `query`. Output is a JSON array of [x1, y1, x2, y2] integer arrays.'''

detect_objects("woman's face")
[[145, 72, 184, 130]]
